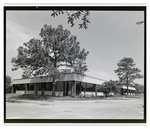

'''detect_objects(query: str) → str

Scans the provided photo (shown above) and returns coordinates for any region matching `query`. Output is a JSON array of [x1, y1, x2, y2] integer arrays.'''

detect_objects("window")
[[45, 82, 53, 91], [39, 83, 42, 90], [81, 82, 86, 91], [56, 82, 63, 91], [27, 84, 34, 90], [16, 84, 25, 90], [81, 83, 95, 92], [86, 84, 95, 92]]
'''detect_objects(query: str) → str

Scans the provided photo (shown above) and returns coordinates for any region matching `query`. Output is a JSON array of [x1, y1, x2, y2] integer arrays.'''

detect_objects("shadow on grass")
[[7, 94, 53, 101]]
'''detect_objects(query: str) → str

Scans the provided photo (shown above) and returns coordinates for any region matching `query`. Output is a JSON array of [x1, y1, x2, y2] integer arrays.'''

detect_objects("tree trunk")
[[84, 83, 87, 95], [52, 82, 55, 97], [127, 79, 129, 95], [52, 60, 57, 97], [42, 83, 45, 96]]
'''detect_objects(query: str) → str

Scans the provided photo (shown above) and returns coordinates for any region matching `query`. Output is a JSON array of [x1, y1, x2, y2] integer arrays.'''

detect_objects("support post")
[[84, 83, 86, 95], [122, 88, 124, 95], [66, 82, 68, 96], [71, 82, 74, 96], [34, 83, 38, 95], [70, 82, 72, 96], [95, 84, 97, 97], [73, 81, 76, 96], [34, 84, 36, 95], [12, 85, 14, 93], [52, 82, 56, 97], [25, 84, 27, 94], [63, 82, 66, 96], [41, 83, 43, 95], [80, 82, 82, 94]]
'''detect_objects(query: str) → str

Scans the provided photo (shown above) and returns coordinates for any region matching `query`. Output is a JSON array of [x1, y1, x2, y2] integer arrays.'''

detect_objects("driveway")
[[6, 97, 144, 119]]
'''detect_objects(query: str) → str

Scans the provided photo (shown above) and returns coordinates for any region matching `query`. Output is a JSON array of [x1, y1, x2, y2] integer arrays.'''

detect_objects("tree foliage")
[[11, 25, 89, 95], [131, 83, 144, 94], [101, 80, 118, 97], [114, 57, 143, 95], [6, 75, 12, 93], [6, 75, 12, 87], [51, 10, 90, 29]]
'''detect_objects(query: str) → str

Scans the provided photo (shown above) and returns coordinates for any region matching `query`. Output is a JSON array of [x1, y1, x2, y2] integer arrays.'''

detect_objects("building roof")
[[12, 73, 105, 85], [12, 74, 136, 90], [12, 78, 31, 84], [121, 85, 136, 90], [30, 76, 50, 83]]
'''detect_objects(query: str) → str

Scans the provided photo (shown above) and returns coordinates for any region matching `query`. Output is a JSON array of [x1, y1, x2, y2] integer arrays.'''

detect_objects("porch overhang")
[[12, 73, 104, 85]]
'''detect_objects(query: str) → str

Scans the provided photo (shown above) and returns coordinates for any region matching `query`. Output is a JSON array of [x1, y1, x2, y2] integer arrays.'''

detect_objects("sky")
[[6, 10, 144, 84]]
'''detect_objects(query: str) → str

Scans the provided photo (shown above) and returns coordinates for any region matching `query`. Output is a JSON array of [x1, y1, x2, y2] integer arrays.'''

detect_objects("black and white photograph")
[[4, 5, 146, 123]]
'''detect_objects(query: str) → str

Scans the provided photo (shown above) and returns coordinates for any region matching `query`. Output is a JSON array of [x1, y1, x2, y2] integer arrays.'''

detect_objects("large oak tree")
[[12, 24, 89, 96], [114, 57, 143, 95]]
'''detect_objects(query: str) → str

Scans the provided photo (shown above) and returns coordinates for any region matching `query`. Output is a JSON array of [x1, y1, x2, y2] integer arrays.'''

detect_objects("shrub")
[[84, 94, 91, 98], [78, 93, 84, 98], [58, 92, 63, 97], [6, 86, 12, 94], [90, 93, 95, 97]]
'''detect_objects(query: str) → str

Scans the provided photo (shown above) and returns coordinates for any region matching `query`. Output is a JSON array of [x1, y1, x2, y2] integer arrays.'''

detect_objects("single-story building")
[[12, 73, 136, 96], [120, 85, 136, 95]]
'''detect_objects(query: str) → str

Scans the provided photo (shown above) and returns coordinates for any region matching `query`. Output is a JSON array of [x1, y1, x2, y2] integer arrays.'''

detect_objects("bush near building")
[[100, 80, 118, 97], [6, 75, 12, 94]]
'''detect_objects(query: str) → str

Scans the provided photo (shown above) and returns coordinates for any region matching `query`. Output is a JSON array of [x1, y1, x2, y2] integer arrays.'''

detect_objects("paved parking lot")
[[6, 96, 144, 119]]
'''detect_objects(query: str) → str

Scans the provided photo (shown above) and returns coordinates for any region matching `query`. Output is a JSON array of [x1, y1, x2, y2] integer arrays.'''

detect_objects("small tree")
[[6, 75, 12, 87], [11, 24, 89, 96], [114, 57, 143, 95], [101, 80, 118, 97], [6, 75, 12, 93]]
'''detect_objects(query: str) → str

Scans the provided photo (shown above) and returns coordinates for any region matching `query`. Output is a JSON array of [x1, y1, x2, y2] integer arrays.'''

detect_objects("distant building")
[[117, 85, 136, 95], [12, 73, 136, 96]]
